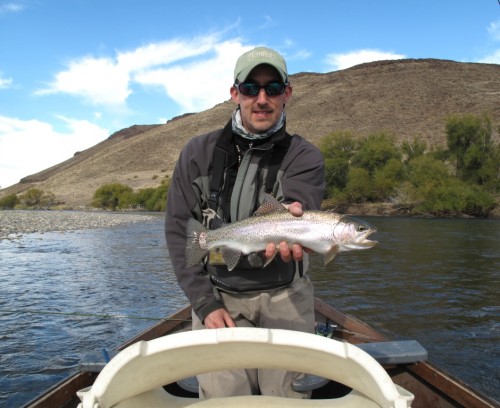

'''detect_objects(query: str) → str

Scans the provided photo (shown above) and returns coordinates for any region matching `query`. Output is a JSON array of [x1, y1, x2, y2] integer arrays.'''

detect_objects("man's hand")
[[204, 308, 236, 329], [264, 201, 307, 263]]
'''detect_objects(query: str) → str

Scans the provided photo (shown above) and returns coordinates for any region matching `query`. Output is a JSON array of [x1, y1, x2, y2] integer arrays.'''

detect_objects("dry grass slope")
[[1, 59, 499, 207]]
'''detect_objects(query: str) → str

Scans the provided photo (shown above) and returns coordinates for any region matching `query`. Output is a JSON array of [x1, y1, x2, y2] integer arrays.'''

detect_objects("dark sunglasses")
[[235, 81, 289, 97]]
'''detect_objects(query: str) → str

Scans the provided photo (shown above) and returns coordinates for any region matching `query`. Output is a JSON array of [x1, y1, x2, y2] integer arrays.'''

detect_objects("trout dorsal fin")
[[253, 194, 287, 216]]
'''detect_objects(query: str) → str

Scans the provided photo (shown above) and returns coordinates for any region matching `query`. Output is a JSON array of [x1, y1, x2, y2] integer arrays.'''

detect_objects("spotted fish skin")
[[185, 194, 377, 271]]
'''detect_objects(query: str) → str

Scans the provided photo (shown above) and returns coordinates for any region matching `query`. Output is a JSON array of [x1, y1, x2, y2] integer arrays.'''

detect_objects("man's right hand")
[[203, 308, 236, 329]]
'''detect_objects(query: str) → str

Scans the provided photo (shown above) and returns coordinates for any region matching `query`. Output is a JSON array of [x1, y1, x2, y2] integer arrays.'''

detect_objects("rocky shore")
[[0, 210, 158, 240]]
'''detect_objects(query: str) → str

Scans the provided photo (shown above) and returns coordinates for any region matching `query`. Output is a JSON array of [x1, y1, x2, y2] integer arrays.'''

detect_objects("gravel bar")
[[0, 210, 159, 240]]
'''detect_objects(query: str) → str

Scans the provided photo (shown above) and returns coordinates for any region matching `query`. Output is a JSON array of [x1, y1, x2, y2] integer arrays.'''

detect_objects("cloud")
[[36, 57, 132, 111], [37, 35, 249, 113], [135, 40, 248, 111], [0, 2, 24, 14], [325, 49, 407, 71], [0, 115, 109, 188], [477, 49, 500, 64], [487, 20, 500, 41], [0, 73, 13, 89]]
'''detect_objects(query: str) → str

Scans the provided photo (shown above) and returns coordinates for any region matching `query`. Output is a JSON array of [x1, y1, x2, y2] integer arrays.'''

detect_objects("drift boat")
[[24, 298, 498, 408]]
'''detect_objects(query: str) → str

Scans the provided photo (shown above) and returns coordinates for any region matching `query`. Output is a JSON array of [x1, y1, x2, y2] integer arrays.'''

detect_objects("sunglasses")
[[235, 81, 289, 97]]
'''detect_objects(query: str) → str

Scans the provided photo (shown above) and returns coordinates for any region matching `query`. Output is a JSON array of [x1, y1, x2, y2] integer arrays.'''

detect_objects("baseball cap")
[[234, 47, 288, 83]]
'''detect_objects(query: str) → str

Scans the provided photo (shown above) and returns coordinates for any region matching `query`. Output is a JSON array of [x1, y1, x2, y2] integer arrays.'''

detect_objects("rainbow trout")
[[185, 194, 377, 271]]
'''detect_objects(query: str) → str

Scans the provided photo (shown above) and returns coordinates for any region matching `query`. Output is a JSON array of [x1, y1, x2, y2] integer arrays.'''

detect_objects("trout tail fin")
[[185, 218, 209, 268]]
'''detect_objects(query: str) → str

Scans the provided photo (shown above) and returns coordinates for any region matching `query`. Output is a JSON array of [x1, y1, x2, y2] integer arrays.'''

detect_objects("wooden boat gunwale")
[[24, 298, 499, 408]]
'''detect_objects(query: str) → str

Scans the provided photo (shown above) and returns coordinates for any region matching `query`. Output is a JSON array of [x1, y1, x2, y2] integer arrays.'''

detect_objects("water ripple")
[[0, 215, 498, 405]]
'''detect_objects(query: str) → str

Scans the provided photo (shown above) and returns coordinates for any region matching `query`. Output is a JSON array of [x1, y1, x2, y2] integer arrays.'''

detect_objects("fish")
[[185, 194, 377, 271]]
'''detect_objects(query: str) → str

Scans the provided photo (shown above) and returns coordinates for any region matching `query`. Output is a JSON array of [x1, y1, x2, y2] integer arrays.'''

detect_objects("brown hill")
[[1, 58, 499, 207]]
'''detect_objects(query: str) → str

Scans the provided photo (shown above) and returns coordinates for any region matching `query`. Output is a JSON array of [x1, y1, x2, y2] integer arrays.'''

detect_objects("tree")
[[373, 158, 405, 200], [478, 143, 500, 194], [402, 138, 426, 163], [345, 167, 372, 202], [319, 131, 356, 193], [445, 114, 493, 183], [353, 132, 401, 175]]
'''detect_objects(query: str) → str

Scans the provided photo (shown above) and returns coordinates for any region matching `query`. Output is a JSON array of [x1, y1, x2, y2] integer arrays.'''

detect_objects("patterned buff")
[[231, 108, 285, 141]]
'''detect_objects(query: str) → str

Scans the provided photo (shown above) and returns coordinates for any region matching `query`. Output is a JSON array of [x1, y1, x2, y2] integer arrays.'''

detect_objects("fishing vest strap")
[[264, 143, 288, 194], [208, 134, 292, 213], [208, 146, 226, 211]]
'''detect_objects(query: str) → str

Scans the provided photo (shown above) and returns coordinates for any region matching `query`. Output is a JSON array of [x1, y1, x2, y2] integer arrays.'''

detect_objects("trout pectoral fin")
[[222, 248, 242, 271], [263, 249, 278, 268], [324, 244, 339, 265]]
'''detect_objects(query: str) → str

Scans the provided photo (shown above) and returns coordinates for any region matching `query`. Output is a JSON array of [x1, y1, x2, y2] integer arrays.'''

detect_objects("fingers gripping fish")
[[185, 194, 377, 271]]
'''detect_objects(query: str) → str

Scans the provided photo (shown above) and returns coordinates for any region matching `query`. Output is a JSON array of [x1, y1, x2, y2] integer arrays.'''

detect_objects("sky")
[[1, 1, 499, 189]]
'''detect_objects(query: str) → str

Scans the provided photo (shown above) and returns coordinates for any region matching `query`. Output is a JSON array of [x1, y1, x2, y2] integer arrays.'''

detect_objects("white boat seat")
[[77, 327, 414, 408], [175, 339, 428, 393]]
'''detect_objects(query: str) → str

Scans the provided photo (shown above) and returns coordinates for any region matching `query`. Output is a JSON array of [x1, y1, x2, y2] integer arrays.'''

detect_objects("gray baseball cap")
[[234, 47, 288, 83]]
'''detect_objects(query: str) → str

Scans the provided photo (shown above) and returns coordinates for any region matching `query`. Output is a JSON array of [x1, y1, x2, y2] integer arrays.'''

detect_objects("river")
[[0, 215, 498, 406]]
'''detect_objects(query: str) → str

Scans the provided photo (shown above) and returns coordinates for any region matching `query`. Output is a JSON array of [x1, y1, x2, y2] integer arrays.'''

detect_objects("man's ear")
[[230, 85, 240, 104]]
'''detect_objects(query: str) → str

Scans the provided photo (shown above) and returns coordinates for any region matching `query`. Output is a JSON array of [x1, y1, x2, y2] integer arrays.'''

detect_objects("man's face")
[[230, 64, 292, 134]]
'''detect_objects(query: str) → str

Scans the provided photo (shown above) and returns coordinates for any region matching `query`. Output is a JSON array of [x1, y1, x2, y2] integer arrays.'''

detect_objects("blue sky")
[[1, 0, 499, 189]]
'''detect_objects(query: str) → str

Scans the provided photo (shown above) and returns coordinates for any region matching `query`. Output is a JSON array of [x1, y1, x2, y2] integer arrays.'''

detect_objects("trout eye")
[[357, 225, 366, 232]]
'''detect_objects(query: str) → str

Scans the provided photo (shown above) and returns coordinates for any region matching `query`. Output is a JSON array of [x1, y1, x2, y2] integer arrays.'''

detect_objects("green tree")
[[402, 138, 427, 163], [478, 143, 500, 194], [345, 167, 372, 202], [445, 114, 493, 183], [353, 133, 401, 175], [319, 131, 356, 193], [372, 158, 405, 200]]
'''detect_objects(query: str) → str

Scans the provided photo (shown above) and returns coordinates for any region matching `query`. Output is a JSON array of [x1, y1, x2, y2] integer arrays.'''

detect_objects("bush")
[[18, 188, 57, 208], [92, 183, 133, 210], [92, 180, 170, 211], [415, 179, 495, 217], [0, 194, 19, 209]]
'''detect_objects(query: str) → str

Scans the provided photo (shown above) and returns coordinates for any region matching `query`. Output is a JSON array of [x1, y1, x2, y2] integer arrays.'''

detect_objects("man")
[[165, 46, 325, 399]]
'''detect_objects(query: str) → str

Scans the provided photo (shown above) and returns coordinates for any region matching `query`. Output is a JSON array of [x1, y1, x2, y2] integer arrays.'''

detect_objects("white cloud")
[[325, 49, 406, 71], [37, 35, 248, 113], [134, 40, 250, 112], [477, 49, 500, 64], [0, 73, 13, 89], [0, 2, 24, 14], [487, 20, 500, 41], [36, 57, 131, 110], [0, 115, 108, 188]]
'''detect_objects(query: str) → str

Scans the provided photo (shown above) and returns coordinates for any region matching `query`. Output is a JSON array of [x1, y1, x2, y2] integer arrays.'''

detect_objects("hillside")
[[1, 58, 499, 207]]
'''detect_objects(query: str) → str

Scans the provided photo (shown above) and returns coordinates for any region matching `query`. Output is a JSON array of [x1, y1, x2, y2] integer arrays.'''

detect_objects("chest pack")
[[207, 134, 291, 215]]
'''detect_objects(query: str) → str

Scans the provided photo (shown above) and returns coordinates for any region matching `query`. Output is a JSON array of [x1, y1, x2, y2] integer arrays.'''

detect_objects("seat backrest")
[[79, 327, 414, 408]]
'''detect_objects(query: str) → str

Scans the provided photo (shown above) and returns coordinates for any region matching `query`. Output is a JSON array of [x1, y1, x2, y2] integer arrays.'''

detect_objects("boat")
[[24, 297, 499, 408]]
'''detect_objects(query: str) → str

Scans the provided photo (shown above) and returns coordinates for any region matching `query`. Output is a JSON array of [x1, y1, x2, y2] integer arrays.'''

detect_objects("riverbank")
[[323, 201, 500, 218], [0, 210, 158, 240]]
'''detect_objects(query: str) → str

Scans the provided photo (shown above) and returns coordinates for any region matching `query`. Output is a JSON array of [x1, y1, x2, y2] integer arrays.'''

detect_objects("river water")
[[0, 215, 498, 406]]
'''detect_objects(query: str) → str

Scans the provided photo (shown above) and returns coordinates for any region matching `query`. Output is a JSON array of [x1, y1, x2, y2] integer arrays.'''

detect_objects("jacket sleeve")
[[279, 136, 325, 211], [165, 136, 224, 322]]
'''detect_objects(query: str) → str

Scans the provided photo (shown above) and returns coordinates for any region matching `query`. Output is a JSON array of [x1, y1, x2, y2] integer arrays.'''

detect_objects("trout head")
[[334, 216, 378, 251]]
